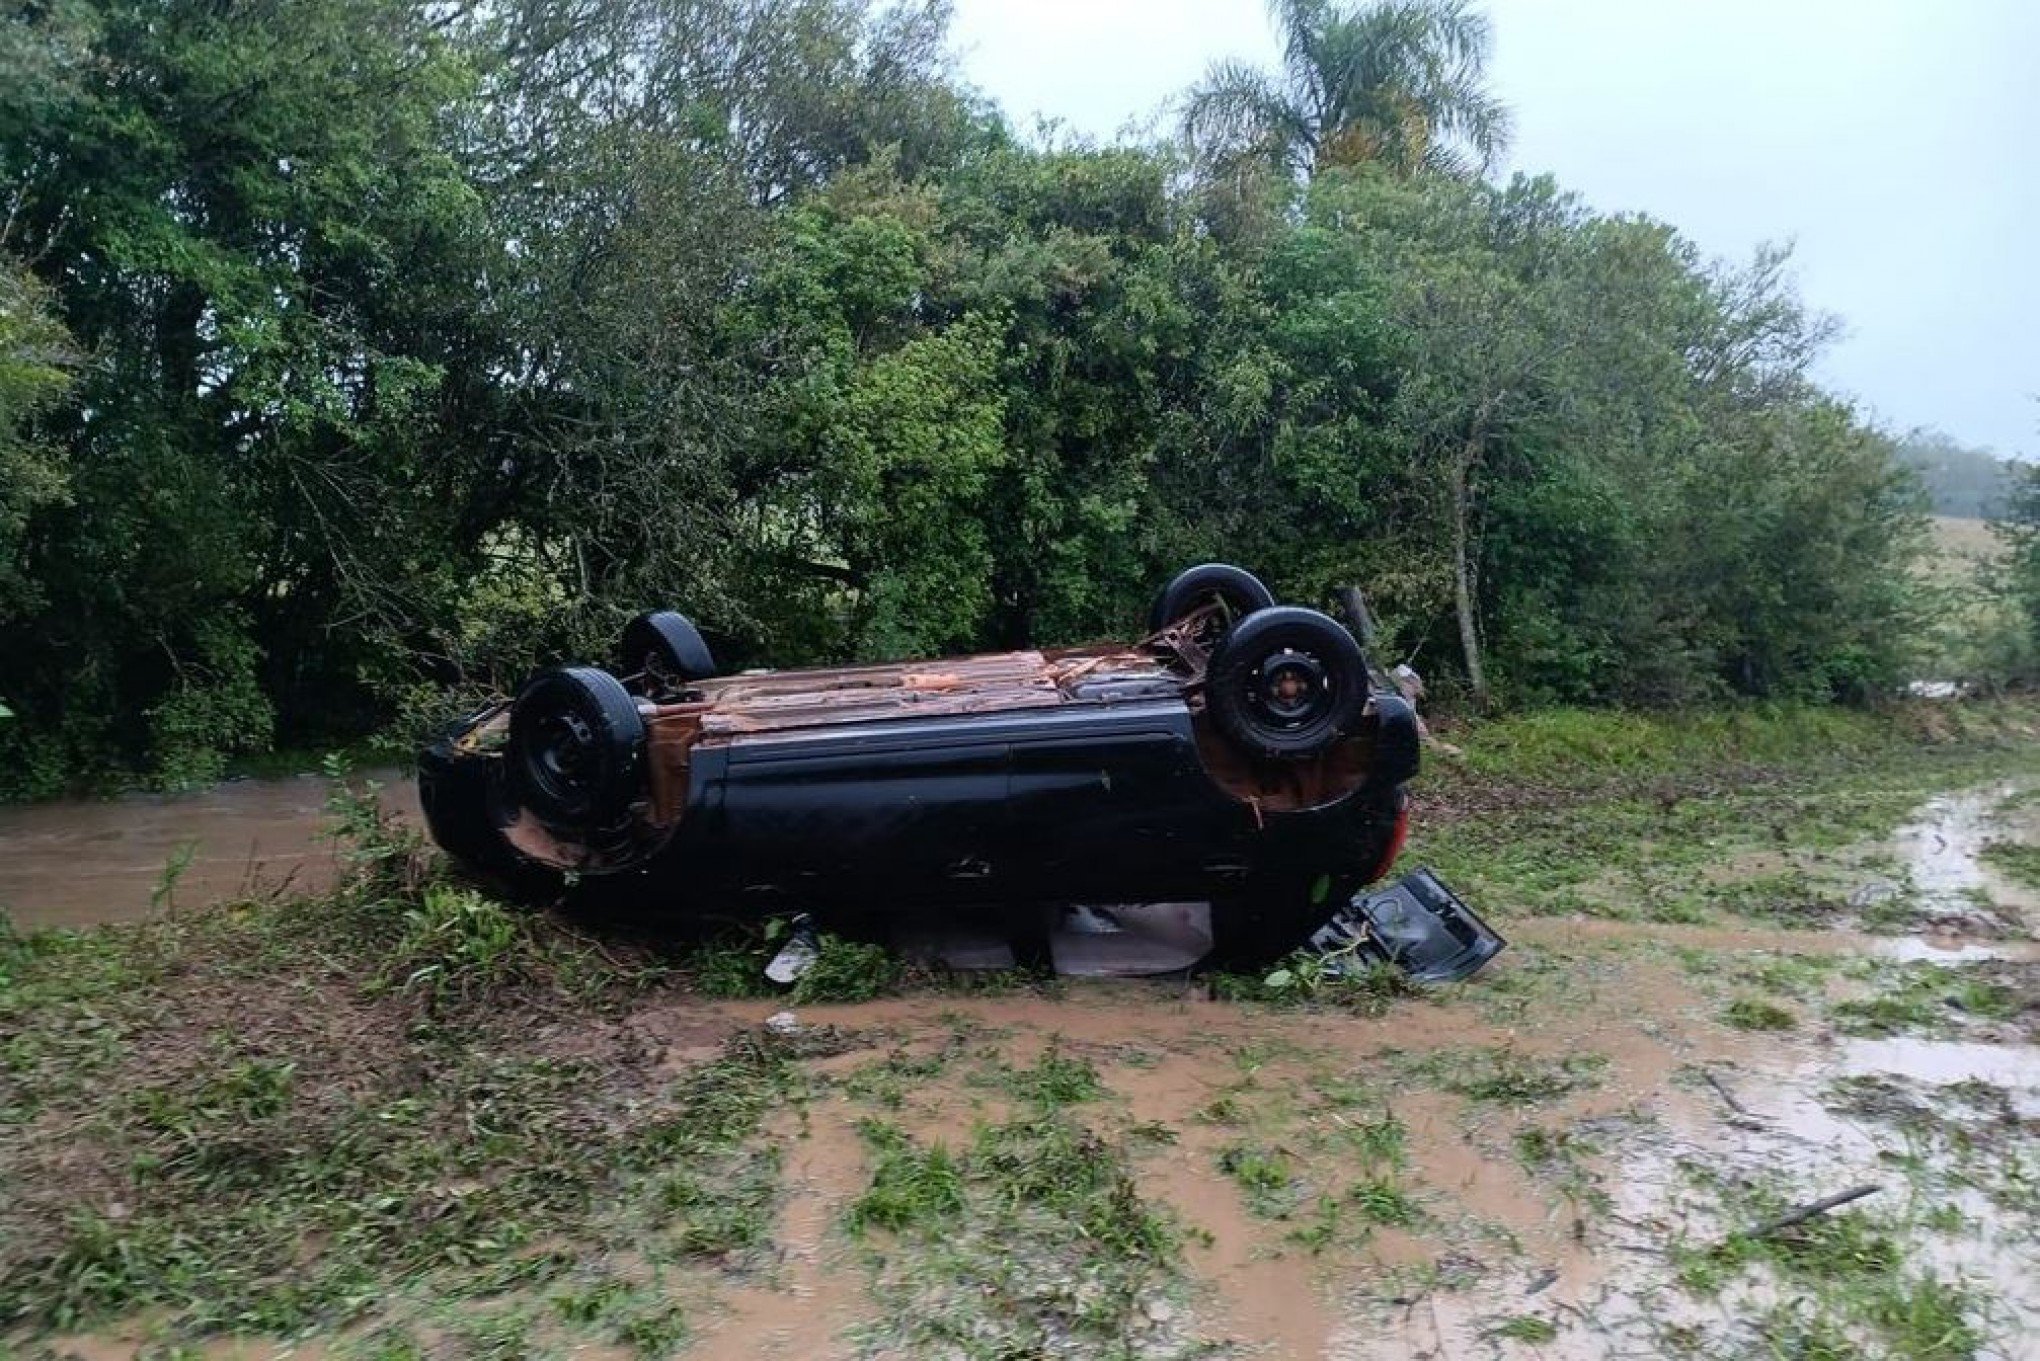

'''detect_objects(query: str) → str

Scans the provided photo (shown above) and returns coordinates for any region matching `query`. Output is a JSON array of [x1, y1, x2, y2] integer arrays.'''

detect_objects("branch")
[[1729, 1184, 1882, 1248]]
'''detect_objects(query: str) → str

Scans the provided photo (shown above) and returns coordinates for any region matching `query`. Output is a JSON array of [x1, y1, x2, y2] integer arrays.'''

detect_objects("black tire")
[[1147, 563, 1276, 637], [507, 666, 647, 828], [619, 610, 717, 684], [1206, 606, 1367, 760]]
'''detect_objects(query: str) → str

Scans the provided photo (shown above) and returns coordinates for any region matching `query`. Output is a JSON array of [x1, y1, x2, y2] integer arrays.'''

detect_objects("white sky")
[[949, 0, 2040, 459]]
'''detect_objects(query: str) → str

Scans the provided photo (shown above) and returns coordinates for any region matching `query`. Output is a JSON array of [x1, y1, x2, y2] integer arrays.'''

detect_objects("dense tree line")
[[1896, 431, 2014, 520], [0, 0, 1929, 793]]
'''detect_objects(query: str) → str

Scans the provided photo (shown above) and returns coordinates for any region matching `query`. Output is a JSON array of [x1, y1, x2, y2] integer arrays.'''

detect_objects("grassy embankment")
[[3, 698, 2037, 1359]]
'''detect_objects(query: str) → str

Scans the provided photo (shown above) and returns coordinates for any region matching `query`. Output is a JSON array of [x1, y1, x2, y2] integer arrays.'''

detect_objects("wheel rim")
[[528, 709, 601, 811], [1247, 647, 1335, 730]]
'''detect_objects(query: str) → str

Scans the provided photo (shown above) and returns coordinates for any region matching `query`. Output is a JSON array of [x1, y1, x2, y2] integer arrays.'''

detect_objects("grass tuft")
[[1722, 996, 1798, 1031]]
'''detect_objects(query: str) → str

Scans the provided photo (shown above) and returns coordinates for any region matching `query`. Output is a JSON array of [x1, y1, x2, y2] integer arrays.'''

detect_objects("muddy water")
[[0, 772, 421, 930]]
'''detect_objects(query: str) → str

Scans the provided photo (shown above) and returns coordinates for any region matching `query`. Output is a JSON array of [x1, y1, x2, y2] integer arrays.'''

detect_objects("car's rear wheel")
[[1148, 564, 1275, 643], [1206, 606, 1367, 760], [619, 610, 717, 686], [508, 666, 646, 828]]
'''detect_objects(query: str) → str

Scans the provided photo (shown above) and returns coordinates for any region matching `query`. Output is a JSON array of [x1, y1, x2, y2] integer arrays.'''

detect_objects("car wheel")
[[1206, 606, 1367, 760], [619, 610, 717, 685], [1148, 563, 1276, 642], [507, 666, 646, 828]]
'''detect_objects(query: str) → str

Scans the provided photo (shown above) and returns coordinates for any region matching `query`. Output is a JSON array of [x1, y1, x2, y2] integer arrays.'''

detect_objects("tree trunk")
[[1452, 434, 1489, 709]]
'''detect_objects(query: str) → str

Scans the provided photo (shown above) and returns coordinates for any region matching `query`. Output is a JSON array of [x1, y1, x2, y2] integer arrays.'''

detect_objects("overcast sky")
[[948, 0, 2040, 460]]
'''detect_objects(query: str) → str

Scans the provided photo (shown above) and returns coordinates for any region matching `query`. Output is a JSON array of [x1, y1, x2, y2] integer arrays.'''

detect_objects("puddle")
[[0, 772, 421, 930], [1881, 782, 2040, 928], [1835, 1035, 2040, 1093], [1871, 935, 2035, 964]]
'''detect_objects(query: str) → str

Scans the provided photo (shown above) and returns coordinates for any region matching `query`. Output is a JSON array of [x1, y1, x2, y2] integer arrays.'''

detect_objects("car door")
[[715, 731, 1012, 905], [1003, 706, 1244, 903]]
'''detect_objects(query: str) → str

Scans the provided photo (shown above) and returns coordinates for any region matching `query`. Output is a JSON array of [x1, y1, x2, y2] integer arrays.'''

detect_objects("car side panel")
[[1005, 713, 1258, 903], [714, 739, 1012, 905]]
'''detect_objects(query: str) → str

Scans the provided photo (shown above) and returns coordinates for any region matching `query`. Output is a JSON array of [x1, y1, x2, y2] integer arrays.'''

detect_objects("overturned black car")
[[420, 565, 1495, 971]]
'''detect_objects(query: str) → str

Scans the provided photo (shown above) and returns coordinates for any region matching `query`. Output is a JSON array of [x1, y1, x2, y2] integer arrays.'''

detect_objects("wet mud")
[[12, 774, 2040, 1359]]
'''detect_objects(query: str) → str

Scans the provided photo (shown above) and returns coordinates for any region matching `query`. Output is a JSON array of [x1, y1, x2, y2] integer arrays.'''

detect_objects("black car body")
[[420, 568, 1421, 965]]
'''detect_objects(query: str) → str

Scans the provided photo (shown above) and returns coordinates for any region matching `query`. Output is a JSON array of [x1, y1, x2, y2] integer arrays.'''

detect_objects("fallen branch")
[[1736, 1183, 1882, 1245], [1701, 1069, 1749, 1116]]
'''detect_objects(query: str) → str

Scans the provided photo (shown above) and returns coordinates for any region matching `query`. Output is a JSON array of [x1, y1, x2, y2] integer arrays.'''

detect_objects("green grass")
[[1979, 838, 2040, 890], [1405, 1047, 1607, 1105], [839, 1046, 950, 1109], [1210, 954, 1420, 1014], [1346, 1177, 1421, 1227], [1829, 964, 2018, 1038], [1414, 698, 2040, 929], [846, 1120, 967, 1235], [9, 700, 2040, 1357], [991, 1043, 1106, 1108], [681, 927, 901, 1002], [851, 1113, 1183, 1356], [0, 798, 810, 1347], [1670, 1169, 1987, 1361]]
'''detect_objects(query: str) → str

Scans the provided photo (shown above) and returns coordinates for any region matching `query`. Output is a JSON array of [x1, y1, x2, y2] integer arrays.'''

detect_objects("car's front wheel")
[[1206, 606, 1367, 761]]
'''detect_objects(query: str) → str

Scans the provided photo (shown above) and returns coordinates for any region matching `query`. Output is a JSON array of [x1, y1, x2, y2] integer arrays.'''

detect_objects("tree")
[[0, 260, 74, 624], [1184, 0, 1511, 180]]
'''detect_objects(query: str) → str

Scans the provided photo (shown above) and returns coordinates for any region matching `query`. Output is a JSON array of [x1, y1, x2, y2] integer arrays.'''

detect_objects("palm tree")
[[1185, 0, 1511, 179]]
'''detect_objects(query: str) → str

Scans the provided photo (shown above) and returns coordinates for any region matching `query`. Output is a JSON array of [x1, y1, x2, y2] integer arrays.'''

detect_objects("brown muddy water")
[[0, 771, 421, 930]]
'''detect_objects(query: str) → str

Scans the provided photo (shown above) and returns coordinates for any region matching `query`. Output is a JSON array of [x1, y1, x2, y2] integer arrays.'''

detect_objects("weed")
[[1408, 1047, 1606, 1104], [387, 884, 526, 1003], [1486, 1313, 1560, 1343], [1672, 1173, 1985, 1361], [1513, 1125, 1569, 1167], [1348, 1177, 1421, 1227], [613, 1303, 691, 1358], [151, 840, 199, 913], [840, 1047, 948, 1109], [1344, 1111, 1408, 1169], [1746, 952, 1842, 998], [791, 934, 900, 1003], [1218, 1142, 1300, 1219], [996, 1043, 1104, 1108], [1722, 996, 1797, 1031], [685, 935, 777, 998], [1212, 953, 1419, 1015], [846, 1121, 966, 1235], [852, 1112, 1181, 1356], [683, 926, 904, 1003], [659, 1148, 782, 1256], [1196, 1093, 1245, 1125], [552, 1276, 632, 1324]]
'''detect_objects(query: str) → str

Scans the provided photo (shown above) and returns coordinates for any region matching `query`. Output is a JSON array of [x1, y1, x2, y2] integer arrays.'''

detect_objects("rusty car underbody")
[[419, 567, 1499, 972]]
